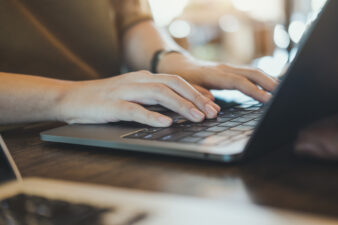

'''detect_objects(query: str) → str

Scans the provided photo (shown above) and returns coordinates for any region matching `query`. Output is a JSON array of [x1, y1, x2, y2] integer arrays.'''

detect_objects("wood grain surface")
[[2, 123, 338, 219]]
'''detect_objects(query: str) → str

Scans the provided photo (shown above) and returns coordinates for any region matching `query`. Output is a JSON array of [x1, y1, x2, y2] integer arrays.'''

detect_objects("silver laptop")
[[41, 0, 338, 162], [2, 136, 335, 225]]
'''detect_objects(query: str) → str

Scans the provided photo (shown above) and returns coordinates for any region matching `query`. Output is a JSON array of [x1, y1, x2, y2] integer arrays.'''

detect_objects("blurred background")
[[148, 0, 327, 78]]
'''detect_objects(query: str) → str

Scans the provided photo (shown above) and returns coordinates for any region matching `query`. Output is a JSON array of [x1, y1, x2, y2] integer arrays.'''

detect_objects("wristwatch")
[[150, 49, 184, 73]]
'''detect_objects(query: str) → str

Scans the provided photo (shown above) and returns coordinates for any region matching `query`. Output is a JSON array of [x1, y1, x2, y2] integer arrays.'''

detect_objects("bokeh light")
[[274, 25, 290, 49], [169, 20, 192, 39], [288, 21, 306, 43]]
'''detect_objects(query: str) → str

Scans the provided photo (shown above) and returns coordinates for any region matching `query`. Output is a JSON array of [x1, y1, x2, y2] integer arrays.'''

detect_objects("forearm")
[[123, 20, 190, 71], [122, 21, 205, 85], [0, 72, 71, 124]]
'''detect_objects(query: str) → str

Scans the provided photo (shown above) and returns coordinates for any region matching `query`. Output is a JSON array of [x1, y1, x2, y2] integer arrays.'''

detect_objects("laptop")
[[2, 135, 336, 225], [41, 0, 338, 162]]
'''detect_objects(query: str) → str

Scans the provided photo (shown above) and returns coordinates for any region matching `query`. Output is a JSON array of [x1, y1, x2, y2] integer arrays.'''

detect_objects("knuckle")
[[153, 83, 167, 92], [139, 70, 152, 77], [149, 84, 170, 100], [194, 93, 208, 104], [169, 75, 185, 86], [229, 76, 244, 88], [121, 103, 135, 114], [180, 100, 195, 111]]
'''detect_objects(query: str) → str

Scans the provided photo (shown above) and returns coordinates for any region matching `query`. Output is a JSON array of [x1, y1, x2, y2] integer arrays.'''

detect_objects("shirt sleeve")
[[113, 0, 153, 35]]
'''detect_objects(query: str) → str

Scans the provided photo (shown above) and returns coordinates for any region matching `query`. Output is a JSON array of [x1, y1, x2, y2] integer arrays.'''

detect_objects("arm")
[[0, 71, 219, 126], [123, 21, 279, 102], [0, 72, 70, 124]]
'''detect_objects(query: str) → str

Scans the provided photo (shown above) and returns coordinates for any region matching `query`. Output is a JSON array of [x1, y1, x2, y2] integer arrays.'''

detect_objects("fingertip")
[[190, 108, 205, 122], [207, 94, 215, 101], [157, 116, 173, 127], [205, 104, 218, 119], [261, 92, 272, 103], [212, 102, 221, 112]]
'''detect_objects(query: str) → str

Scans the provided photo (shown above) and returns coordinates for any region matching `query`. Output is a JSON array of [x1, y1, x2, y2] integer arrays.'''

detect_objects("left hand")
[[158, 54, 279, 103]]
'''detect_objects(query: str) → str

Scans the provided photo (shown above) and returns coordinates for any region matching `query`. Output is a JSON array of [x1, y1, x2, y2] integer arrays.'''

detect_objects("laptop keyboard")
[[124, 102, 264, 146], [0, 194, 147, 225]]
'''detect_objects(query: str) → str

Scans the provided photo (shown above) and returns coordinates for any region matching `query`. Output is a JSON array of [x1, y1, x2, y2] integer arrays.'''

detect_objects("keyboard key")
[[219, 113, 239, 119], [243, 114, 260, 119], [194, 131, 215, 138], [246, 106, 261, 110], [206, 126, 229, 132], [216, 117, 233, 122], [250, 112, 263, 116], [219, 121, 240, 127], [174, 123, 193, 128], [179, 137, 201, 143], [184, 126, 206, 132], [143, 134, 155, 139], [230, 117, 253, 123], [230, 125, 253, 131], [198, 121, 220, 127], [143, 128, 163, 133], [161, 132, 192, 142], [218, 130, 242, 138], [244, 120, 258, 127]]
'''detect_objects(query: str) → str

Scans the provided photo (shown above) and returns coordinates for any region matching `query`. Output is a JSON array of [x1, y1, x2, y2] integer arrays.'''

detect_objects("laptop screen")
[[0, 136, 17, 183]]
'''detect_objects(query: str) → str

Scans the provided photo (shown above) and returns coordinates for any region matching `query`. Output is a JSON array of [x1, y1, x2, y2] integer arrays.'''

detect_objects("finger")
[[196, 88, 220, 112], [192, 85, 220, 112], [117, 101, 173, 127], [143, 74, 219, 118], [229, 74, 272, 103], [234, 68, 279, 92], [192, 84, 215, 101], [120, 83, 207, 122]]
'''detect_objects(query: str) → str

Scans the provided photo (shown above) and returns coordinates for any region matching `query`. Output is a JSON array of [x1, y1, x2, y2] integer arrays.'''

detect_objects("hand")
[[191, 84, 215, 101], [295, 115, 338, 160], [158, 54, 279, 103], [57, 71, 220, 127]]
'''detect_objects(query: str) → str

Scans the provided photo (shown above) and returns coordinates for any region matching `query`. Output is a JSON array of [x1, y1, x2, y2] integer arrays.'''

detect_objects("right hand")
[[57, 71, 220, 127]]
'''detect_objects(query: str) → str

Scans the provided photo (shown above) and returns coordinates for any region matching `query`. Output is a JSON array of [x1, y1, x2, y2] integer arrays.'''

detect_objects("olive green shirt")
[[0, 0, 153, 80], [0, 0, 152, 131]]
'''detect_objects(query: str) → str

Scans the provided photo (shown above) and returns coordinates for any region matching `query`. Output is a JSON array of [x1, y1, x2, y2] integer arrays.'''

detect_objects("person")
[[0, 0, 278, 128]]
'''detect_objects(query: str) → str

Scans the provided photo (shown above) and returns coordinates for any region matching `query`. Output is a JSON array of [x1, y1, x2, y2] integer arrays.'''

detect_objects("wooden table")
[[2, 123, 338, 219]]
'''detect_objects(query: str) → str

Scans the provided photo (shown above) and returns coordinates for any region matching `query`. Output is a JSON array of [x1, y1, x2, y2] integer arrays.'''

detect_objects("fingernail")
[[263, 93, 272, 102], [212, 103, 221, 112], [205, 104, 217, 118], [190, 108, 205, 121], [158, 116, 172, 126]]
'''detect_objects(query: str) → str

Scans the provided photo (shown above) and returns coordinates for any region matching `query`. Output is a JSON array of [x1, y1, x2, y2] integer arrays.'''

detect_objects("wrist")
[[52, 81, 77, 123], [157, 52, 203, 84]]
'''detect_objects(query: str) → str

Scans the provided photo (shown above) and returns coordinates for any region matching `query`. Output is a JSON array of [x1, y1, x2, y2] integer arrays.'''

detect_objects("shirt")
[[0, 0, 153, 81]]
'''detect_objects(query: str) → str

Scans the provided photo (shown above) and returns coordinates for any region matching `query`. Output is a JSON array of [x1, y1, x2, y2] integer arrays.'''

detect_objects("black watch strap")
[[150, 50, 183, 73]]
